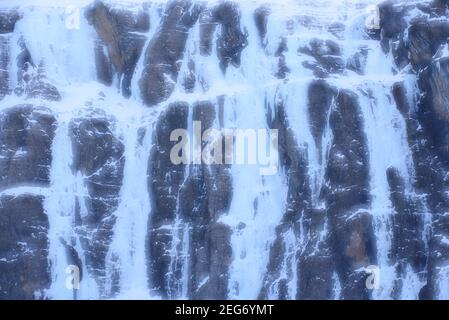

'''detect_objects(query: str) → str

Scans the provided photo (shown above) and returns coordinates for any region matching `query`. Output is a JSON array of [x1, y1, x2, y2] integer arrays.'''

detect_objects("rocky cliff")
[[0, 0, 449, 300]]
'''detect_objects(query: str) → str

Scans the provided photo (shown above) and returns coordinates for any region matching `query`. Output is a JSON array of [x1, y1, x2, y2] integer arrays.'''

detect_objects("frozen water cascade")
[[103, 117, 153, 299], [1, 0, 449, 300]]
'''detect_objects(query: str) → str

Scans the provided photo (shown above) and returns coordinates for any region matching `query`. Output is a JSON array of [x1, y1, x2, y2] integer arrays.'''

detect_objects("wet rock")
[[195, 222, 232, 298], [213, 2, 248, 72], [261, 98, 321, 299], [417, 46, 449, 160], [139, 0, 201, 106], [86, 2, 124, 75], [406, 42, 449, 298], [275, 38, 290, 79], [2, 0, 449, 301], [147, 100, 233, 299], [392, 81, 410, 116], [86, 1, 150, 97], [378, 0, 416, 68], [94, 42, 114, 86], [0, 105, 56, 190], [180, 102, 233, 299], [347, 46, 369, 75], [388, 29, 449, 297], [148, 102, 189, 298], [0, 10, 21, 34], [296, 208, 334, 300], [427, 0, 449, 16], [386, 167, 427, 298], [408, 20, 449, 70], [308, 80, 334, 152], [385, 9, 449, 300], [408, 23, 433, 70], [378, 0, 408, 41], [0, 195, 50, 299], [379, 0, 449, 71], [410, 125, 449, 299], [22, 67, 61, 102], [14, 42, 61, 102], [325, 91, 370, 212], [254, 6, 270, 47], [324, 90, 375, 299], [70, 110, 125, 295], [299, 39, 345, 77], [260, 224, 294, 300]]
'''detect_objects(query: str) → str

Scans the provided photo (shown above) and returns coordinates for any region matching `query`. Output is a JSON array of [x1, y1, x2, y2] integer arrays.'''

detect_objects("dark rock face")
[[0, 195, 50, 299], [0, 105, 55, 299], [0, 10, 21, 34], [324, 90, 374, 300], [198, 1, 249, 71], [87, 2, 124, 84], [296, 209, 334, 300], [15, 65, 61, 102], [409, 20, 449, 71], [254, 6, 270, 47], [347, 46, 369, 75], [418, 52, 449, 159], [213, 2, 248, 72], [147, 102, 189, 298], [180, 102, 233, 299], [139, 1, 201, 106], [386, 167, 427, 298], [0, 105, 56, 190], [378, 0, 413, 69], [380, 0, 449, 299], [138, 0, 249, 105], [430, 0, 449, 15], [406, 95, 449, 299], [299, 39, 345, 77], [138, 0, 249, 102], [260, 98, 316, 299], [379, 0, 449, 70], [274, 38, 290, 80], [148, 101, 233, 299], [86, 1, 150, 97], [260, 81, 376, 299], [392, 77, 449, 299], [262, 83, 375, 300], [308, 80, 334, 149], [379, 0, 408, 41], [297, 82, 339, 300], [264, 85, 375, 300], [260, 82, 336, 300], [12, 38, 61, 102], [70, 111, 125, 295], [414, 59, 449, 298]]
